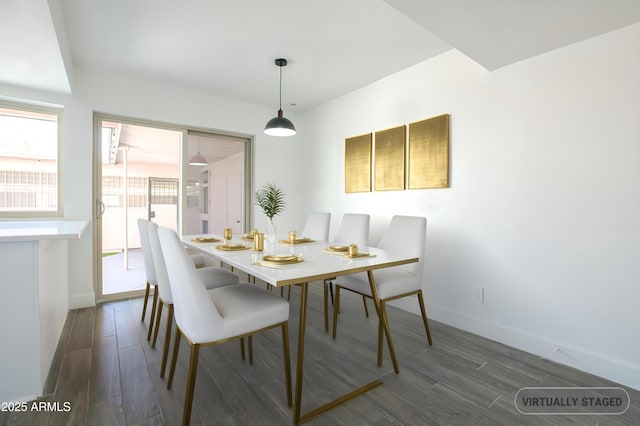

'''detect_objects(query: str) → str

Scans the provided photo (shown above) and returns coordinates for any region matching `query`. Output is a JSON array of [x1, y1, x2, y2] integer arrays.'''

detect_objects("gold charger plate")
[[325, 245, 349, 254], [344, 252, 375, 259], [216, 243, 250, 251], [192, 237, 220, 243], [279, 237, 315, 245], [258, 255, 305, 268]]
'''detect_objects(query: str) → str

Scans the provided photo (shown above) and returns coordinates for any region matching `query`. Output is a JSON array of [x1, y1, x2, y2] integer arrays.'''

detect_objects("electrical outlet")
[[473, 287, 484, 304]]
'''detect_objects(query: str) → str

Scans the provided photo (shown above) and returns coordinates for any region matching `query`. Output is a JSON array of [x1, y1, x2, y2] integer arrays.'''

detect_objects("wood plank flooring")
[[2, 279, 639, 425]]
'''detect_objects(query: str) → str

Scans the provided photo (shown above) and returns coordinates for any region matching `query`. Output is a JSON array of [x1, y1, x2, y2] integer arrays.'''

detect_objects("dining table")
[[182, 232, 418, 425]]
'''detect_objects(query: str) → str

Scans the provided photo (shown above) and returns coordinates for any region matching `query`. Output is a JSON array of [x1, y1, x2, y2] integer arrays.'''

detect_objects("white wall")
[[302, 23, 640, 389]]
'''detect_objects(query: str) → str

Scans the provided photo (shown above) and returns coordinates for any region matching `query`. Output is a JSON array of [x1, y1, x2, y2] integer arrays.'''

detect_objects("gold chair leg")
[[417, 291, 433, 345], [240, 337, 245, 360], [323, 280, 329, 332], [141, 281, 150, 321], [377, 307, 384, 367], [147, 286, 159, 341], [362, 295, 369, 318], [248, 335, 254, 365], [160, 304, 174, 378], [152, 300, 164, 348], [281, 323, 292, 407], [167, 329, 181, 389], [182, 343, 200, 426], [332, 285, 341, 339]]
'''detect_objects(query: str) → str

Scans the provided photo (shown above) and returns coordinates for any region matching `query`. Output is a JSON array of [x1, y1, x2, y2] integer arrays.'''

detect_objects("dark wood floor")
[[3, 279, 639, 426]]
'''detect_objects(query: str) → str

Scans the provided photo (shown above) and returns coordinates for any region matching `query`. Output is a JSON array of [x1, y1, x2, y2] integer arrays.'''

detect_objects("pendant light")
[[189, 137, 208, 166], [264, 58, 296, 137]]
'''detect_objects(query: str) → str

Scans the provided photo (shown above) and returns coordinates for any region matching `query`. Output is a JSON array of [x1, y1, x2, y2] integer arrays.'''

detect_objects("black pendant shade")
[[264, 58, 296, 137]]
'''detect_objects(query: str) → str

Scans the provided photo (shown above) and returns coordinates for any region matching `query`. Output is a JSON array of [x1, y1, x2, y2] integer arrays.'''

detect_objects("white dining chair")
[[332, 215, 432, 374], [138, 218, 161, 340], [146, 221, 240, 378], [138, 218, 214, 340], [323, 213, 370, 332], [301, 211, 331, 242], [158, 226, 292, 426]]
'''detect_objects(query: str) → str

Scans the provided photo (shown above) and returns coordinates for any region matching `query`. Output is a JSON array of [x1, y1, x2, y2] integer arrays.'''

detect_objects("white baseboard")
[[68, 292, 95, 309], [390, 299, 640, 391]]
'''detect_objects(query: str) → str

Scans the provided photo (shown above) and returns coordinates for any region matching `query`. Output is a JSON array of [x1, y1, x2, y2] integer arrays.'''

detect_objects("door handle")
[[96, 199, 106, 218]]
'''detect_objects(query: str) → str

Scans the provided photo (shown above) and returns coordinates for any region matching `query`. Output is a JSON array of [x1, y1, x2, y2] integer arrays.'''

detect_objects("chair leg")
[[182, 343, 200, 426], [323, 280, 329, 332], [332, 286, 341, 339], [141, 281, 150, 321], [248, 335, 254, 365], [167, 329, 181, 389], [287, 286, 291, 300], [417, 291, 433, 346], [377, 306, 384, 367], [362, 295, 369, 318], [160, 304, 174, 378], [147, 285, 159, 341], [281, 323, 292, 407], [240, 337, 245, 360], [152, 300, 164, 348]]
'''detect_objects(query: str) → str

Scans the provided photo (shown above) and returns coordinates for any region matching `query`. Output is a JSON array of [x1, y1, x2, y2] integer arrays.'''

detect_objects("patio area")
[[102, 249, 146, 295]]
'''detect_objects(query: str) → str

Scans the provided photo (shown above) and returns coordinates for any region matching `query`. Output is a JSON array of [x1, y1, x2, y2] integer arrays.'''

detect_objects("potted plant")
[[256, 183, 286, 249]]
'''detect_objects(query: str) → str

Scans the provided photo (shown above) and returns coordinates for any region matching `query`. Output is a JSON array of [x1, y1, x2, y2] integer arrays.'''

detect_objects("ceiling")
[[2, 0, 639, 112]]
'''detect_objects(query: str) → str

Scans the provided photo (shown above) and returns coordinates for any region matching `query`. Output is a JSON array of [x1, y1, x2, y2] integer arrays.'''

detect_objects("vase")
[[266, 218, 277, 254]]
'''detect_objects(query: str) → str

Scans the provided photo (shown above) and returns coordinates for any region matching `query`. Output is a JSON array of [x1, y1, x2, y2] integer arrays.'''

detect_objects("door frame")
[[93, 113, 253, 303]]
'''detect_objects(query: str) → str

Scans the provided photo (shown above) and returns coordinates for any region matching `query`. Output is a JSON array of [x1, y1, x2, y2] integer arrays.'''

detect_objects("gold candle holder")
[[254, 232, 264, 251], [288, 230, 297, 244], [348, 244, 358, 256]]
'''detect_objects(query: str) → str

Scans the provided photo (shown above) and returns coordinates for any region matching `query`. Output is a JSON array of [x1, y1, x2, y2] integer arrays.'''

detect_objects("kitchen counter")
[[0, 219, 89, 403]]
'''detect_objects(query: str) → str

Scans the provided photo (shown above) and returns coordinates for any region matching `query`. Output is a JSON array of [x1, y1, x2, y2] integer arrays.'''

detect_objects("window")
[[0, 101, 62, 216]]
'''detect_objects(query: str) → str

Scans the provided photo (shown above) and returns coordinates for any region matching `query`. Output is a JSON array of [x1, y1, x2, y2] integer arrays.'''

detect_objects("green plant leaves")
[[256, 183, 286, 219]]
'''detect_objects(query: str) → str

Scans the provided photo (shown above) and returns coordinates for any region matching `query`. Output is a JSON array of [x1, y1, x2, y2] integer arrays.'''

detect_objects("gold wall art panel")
[[344, 133, 372, 193], [408, 114, 450, 189], [374, 125, 406, 191]]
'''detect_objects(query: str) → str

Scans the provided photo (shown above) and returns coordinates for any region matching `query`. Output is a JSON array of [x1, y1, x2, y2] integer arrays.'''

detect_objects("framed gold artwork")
[[344, 133, 372, 193], [374, 125, 406, 191], [408, 114, 449, 189]]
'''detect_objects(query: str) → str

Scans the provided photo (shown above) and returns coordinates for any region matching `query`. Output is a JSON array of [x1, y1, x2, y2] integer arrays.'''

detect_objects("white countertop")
[[0, 219, 89, 242]]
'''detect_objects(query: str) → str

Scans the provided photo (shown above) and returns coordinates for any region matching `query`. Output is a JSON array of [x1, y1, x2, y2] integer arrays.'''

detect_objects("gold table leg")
[[367, 270, 399, 374], [293, 282, 308, 424], [293, 276, 387, 425]]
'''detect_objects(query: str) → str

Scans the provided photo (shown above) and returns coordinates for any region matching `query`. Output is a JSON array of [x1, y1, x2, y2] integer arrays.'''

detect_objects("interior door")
[[227, 172, 243, 233]]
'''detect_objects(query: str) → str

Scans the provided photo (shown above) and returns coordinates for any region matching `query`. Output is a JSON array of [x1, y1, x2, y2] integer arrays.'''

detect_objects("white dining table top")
[[182, 233, 418, 287]]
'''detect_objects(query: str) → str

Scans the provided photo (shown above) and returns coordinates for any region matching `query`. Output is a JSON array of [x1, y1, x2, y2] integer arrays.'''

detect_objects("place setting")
[[215, 226, 250, 251], [325, 243, 375, 259], [279, 230, 314, 245], [255, 253, 305, 268], [191, 236, 220, 244]]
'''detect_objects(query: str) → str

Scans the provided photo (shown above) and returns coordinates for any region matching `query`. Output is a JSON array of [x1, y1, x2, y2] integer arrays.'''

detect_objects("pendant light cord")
[[279, 65, 283, 111]]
